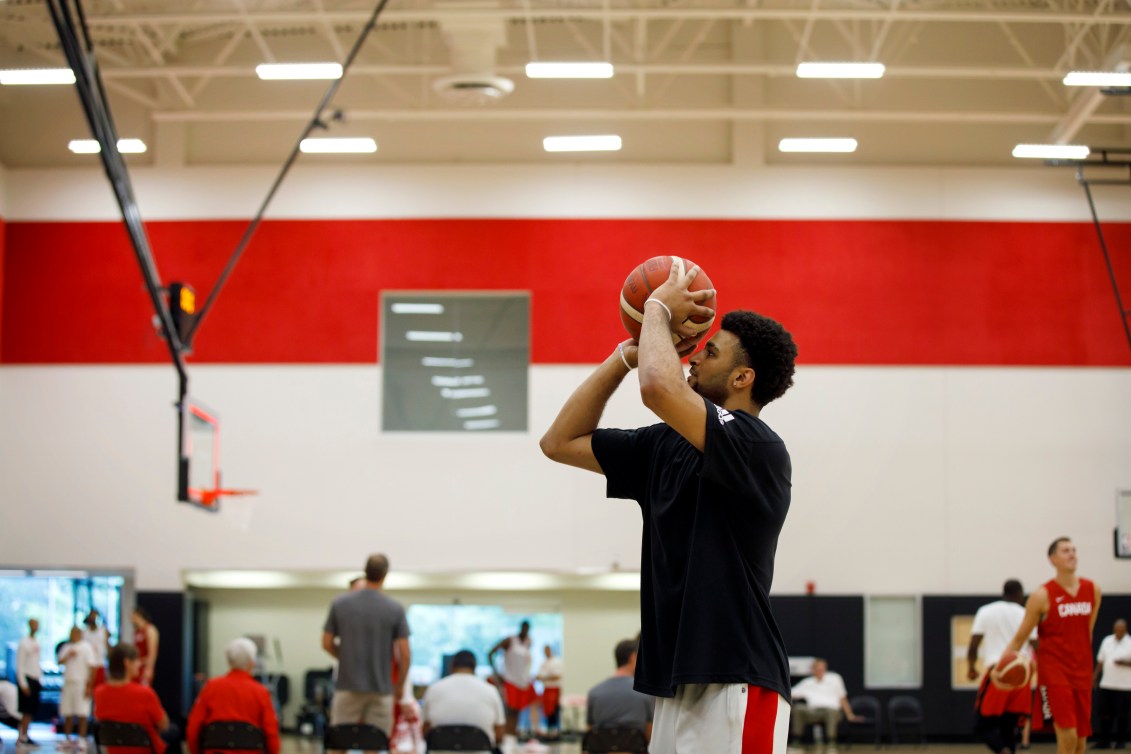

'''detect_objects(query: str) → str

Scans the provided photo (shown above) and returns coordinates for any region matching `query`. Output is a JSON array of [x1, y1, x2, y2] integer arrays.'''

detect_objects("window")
[[382, 294, 530, 432], [405, 604, 562, 686], [865, 595, 921, 688], [0, 572, 126, 674]]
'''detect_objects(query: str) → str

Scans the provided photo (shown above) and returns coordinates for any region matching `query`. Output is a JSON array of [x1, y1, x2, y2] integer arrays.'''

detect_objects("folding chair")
[[888, 695, 926, 747], [95, 721, 157, 754], [324, 723, 390, 753], [841, 695, 883, 749], [424, 725, 497, 752], [581, 726, 649, 754], [199, 721, 266, 754]]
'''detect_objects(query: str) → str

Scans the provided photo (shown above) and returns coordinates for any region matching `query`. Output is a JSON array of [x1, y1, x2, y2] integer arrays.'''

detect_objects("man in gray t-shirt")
[[587, 638, 654, 742], [322, 553, 411, 735]]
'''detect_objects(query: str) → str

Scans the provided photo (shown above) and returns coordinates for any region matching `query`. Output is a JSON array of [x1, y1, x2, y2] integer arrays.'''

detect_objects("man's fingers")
[[690, 288, 715, 302]]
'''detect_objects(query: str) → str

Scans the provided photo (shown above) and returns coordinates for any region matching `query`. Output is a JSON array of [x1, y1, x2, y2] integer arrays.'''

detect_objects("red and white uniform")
[[502, 636, 535, 711], [1035, 578, 1097, 735], [134, 625, 152, 685], [972, 600, 1035, 716]]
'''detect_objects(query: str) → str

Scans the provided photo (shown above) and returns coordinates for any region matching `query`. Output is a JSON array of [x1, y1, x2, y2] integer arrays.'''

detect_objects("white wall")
[[1, 364, 1128, 593], [1, 164, 1129, 592], [4, 163, 1131, 222], [196, 586, 639, 728]]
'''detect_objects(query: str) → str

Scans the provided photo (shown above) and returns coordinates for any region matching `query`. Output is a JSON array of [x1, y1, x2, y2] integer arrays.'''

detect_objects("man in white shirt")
[[421, 650, 505, 752], [1095, 619, 1131, 749], [16, 618, 42, 748], [967, 579, 1037, 754], [790, 658, 857, 752], [537, 646, 563, 740], [58, 626, 99, 750], [82, 610, 110, 686]]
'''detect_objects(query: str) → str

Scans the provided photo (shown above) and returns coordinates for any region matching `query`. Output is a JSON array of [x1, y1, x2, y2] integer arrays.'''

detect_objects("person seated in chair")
[[586, 639, 654, 743], [93, 644, 172, 754], [421, 649, 505, 750], [186, 638, 280, 754], [790, 658, 858, 752]]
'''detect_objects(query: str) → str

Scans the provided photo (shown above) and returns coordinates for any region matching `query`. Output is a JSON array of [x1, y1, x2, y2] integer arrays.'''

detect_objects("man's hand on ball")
[[674, 335, 701, 358], [650, 263, 715, 338], [618, 339, 639, 369]]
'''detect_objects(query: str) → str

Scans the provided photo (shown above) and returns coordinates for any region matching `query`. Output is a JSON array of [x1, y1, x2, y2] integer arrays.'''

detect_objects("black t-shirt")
[[591, 396, 792, 699]]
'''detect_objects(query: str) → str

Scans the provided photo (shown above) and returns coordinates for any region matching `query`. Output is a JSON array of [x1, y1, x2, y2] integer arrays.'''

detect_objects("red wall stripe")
[[2, 218, 1130, 366]]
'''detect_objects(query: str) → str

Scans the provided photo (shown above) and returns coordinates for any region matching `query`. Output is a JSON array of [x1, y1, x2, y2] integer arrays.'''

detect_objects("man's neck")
[[722, 395, 760, 417], [613, 667, 633, 678], [1054, 569, 1079, 590], [364, 580, 384, 590]]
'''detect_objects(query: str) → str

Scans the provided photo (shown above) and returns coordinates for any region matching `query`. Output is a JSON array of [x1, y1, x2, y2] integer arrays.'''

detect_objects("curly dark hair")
[[721, 310, 798, 407]]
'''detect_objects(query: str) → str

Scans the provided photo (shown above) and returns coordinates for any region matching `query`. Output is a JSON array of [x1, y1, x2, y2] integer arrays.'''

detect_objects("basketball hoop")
[[191, 488, 259, 509]]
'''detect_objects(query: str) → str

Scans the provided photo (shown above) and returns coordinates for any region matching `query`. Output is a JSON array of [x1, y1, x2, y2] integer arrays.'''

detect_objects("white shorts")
[[330, 691, 393, 735], [652, 684, 790, 754], [59, 682, 91, 718]]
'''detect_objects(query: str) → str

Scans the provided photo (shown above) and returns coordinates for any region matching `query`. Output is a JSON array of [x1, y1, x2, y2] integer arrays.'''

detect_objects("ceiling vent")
[[432, 12, 514, 105]]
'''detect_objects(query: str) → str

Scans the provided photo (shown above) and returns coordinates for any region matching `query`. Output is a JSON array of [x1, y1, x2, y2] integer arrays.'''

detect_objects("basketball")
[[991, 650, 1032, 690], [620, 256, 716, 343]]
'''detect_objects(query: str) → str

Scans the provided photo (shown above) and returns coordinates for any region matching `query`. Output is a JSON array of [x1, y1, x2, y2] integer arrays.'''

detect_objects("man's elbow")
[[538, 433, 560, 461], [639, 376, 673, 412]]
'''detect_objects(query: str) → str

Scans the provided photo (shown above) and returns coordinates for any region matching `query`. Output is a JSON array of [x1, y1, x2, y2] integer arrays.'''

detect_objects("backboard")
[[177, 397, 220, 510], [1116, 489, 1131, 559]]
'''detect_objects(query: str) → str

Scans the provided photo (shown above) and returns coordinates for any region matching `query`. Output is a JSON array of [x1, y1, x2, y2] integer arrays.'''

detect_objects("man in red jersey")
[[1006, 537, 1102, 754]]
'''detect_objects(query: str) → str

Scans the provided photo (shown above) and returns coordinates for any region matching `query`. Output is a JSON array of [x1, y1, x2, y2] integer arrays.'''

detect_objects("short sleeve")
[[395, 607, 410, 639], [323, 603, 338, 635], [970, 606, 987, 636], [643, 695, 655, 722], [420, 688, 433, 721], [591, 427, 652, 501], [146, 687, 165, 723], [834, 674, 847, 698], [1098, 638, 1108, 662]]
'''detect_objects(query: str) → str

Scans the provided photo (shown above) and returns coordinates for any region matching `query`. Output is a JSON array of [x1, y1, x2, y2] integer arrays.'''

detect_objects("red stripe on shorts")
[[743, 685, 779, 754]]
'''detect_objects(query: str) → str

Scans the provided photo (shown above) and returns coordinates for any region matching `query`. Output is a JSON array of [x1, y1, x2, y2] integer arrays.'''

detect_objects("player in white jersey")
[[967, 580, 1036, 754], [488, 621, 535, 746]]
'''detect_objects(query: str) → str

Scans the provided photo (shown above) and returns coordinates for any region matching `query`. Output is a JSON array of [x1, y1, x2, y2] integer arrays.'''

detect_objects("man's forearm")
[[541, 350, 630, 451], [637, 303, 683, 397]]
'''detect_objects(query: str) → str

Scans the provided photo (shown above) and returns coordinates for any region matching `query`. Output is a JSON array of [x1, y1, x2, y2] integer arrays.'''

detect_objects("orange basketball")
[[991, 650, 1032, 690], [620, 256, 716, 343]]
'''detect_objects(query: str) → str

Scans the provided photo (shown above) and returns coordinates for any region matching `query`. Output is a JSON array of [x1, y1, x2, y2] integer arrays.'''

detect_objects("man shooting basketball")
[[1006, 537, 1102, 754], [541, 262, 798, 754]]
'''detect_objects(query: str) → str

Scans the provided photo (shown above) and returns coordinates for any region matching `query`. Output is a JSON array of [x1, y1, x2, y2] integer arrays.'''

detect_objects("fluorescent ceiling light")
[[460, 572, 557, 590], [1012, 144, 1090, 160], [543, 135, 622, 152], [455, 405, 497, 418], [422, 357, 475, 368], [441, 387, 491, 399], [463, 418, 501, 431], [256, 62, 343, 80], [299, 137, 377, 154], [0, 68, 76, 85], [431, 375, 485, 387], [526, 62, 614, 79], [390, 303, 445, 314], [778, 138, 858, 153], [797, 62, 885, 79], [68, 138, 147, 154], [31, 569, 90, 578], [406, 330, 463, 342], [1063, 71, 1131, 87]]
